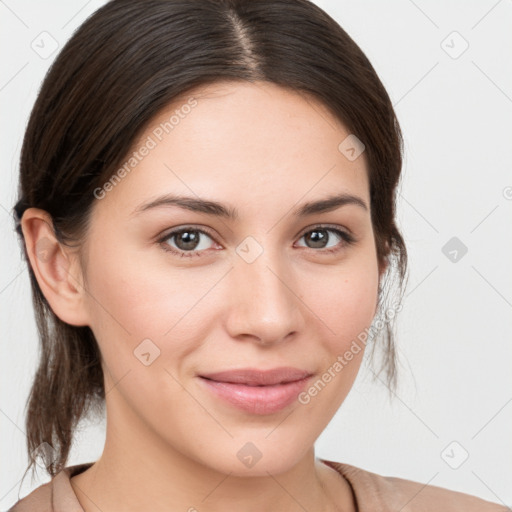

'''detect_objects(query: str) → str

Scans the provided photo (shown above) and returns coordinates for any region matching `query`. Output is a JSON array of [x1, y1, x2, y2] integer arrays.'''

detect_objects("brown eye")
[[304, 228, 330, 248], [159, 227, 216, 257], [297, 226, 354, 253], [173, 230, 202, 251]]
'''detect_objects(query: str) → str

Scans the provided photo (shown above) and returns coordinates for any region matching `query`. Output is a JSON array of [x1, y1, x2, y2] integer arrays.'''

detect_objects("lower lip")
[[199, 376, 311, 415]]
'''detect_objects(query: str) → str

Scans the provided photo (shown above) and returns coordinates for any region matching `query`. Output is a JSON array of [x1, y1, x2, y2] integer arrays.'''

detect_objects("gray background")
[[1, 0, 511, 508]]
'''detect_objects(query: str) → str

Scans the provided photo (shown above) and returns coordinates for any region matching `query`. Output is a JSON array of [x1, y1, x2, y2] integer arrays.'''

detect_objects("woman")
[[8, 0, 506, 510]]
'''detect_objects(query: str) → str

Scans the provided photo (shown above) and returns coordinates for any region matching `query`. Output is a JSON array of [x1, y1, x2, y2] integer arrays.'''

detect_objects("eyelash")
[[157, 225, 356, 259]]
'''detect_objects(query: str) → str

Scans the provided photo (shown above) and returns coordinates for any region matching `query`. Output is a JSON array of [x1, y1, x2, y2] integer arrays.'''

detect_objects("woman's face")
[[79, 80, 382, 476]]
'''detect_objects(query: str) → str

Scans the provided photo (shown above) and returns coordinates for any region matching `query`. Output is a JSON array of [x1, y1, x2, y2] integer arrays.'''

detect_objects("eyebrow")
[[131, 192, 368, 219]]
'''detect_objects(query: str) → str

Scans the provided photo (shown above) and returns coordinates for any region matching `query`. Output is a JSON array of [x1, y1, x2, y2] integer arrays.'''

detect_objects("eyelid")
[[295, 222, 354, 239], [157, 224, 217, 241]]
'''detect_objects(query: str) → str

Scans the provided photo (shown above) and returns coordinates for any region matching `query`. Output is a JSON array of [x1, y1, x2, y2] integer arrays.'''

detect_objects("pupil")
[[308, 229, 327, 248], [178, 231, 199, 250]]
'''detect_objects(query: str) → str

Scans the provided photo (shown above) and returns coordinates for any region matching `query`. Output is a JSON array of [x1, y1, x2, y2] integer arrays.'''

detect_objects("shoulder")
[[7, 462, 93, 512], [7, 480, 52, 512], [322, 459, 508, 511]]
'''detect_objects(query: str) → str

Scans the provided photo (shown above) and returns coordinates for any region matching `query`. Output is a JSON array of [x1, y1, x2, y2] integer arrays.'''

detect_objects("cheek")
[[84, 241, 204, 332], [82, 249, 208, 426], [80, 235, 380, 472], [294, 263, 378, 422], [82, 244, 225, 373], [305, 256, 379, 353], [85, 238, 379, 344], [84, 232, 379, 380]]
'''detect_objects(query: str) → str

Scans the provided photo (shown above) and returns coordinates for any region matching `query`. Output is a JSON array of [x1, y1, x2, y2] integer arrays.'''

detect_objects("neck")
[[72, 447, 340, 512], [70, 392, 354, 511]]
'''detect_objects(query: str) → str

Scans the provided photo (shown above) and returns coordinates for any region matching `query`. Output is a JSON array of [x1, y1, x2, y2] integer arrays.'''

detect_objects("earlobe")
[[20, 208, 90, 327]]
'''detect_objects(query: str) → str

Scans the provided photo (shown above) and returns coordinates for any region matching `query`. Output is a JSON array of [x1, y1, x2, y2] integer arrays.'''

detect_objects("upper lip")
[[199, 367, 312, 386]]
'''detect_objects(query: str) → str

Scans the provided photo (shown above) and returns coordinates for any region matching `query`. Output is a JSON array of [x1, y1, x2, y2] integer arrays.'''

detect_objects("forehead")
[[95, 80, 369, 218]]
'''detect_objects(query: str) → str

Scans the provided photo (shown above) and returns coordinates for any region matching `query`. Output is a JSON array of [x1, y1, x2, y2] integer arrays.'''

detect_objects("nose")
[[224, 243, 306, 346]]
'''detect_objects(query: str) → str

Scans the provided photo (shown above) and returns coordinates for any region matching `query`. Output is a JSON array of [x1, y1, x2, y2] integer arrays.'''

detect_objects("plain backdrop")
[[1, 0, 511, 509]]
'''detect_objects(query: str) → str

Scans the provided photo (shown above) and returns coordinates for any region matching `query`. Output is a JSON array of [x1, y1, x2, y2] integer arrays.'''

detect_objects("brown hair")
[[13, 0, 408, 482]]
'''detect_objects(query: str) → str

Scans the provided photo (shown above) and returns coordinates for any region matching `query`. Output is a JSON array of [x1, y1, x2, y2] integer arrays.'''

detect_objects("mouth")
[[198, 367, 313, 415]]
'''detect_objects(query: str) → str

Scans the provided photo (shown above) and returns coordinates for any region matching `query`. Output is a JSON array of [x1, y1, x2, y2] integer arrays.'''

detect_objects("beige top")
[[8, 459, 507, 511]]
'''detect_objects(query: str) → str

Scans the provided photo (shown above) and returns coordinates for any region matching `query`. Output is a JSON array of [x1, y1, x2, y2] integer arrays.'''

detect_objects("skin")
[[22, 80, 387, 511]]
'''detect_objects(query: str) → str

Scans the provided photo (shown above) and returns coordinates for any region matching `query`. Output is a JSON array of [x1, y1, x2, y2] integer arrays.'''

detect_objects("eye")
[[295, 225, 355, 254], [157, 224, 355, 259], [158, 227, 217, 258]]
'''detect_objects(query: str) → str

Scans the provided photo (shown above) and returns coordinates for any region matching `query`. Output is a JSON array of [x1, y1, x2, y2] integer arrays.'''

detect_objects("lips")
[[201, 367, 311, 386], [198, 367, 313, 415]]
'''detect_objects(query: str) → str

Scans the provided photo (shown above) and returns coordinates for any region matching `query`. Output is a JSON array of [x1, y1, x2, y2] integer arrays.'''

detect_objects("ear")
[[20, 208, 90, 326]]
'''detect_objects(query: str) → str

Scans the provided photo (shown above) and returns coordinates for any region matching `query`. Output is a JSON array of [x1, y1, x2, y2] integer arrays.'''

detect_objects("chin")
[[188, 428, 316, 477]]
